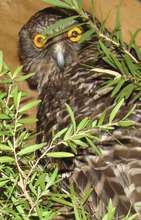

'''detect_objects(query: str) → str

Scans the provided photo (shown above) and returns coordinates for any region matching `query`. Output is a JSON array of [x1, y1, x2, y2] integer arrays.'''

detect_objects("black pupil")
[[72, 31, 79, 37], [37, 37, 43, 43]]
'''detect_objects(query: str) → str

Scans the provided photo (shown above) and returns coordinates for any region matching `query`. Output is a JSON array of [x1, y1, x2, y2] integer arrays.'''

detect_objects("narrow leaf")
[[0, 50, 3, 72], [19, 117, 37, 125], [53, 127, 68, 141], [98, 111, 106, 126], [0, 143, 12, 152], [79, 29, 95, 43], [109, 98, 124, 123], [19, 100, 41, 112], [42, 0, 72, 9], [47, 152, 74, 158], [15, 73, 35, 81], [0, 180, 9, 187], [111, 78, 125, 97], [117, 120, 135, 127], [46, 167, 58, 189], [86, 137, 101, 155], [72, 139, 88, 148], [17, 143, 46, 156], [0, 156, 15, 163], [13, 66, 23, 78], [65, 104, 76, 132]]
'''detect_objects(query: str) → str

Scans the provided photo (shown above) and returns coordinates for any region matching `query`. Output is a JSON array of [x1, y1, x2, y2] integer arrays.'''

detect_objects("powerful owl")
[[19, 7, 141, 219], [19, 7, 90, 92]]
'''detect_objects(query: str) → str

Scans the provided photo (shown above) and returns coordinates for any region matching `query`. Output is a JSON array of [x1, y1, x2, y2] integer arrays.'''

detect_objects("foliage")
[[0, 0, 141, 219], [43, 0, 141, 104], [0, 51, 137, 219]]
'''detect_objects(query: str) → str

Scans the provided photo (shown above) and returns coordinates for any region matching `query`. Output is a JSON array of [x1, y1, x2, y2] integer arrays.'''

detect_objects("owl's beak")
[[53, 43, 65, 70]]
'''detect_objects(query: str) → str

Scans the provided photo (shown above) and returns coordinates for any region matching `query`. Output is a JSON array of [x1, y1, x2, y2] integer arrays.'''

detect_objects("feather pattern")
[[36, 42, 141, 219], [18, 7, 141, 219]]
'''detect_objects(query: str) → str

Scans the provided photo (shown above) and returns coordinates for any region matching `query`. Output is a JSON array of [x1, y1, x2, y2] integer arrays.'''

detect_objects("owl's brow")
[[43, 23, 85, 42], [42, 15, 83, 37], [43, 34, 69, 49], [44, 23, 75, 37]]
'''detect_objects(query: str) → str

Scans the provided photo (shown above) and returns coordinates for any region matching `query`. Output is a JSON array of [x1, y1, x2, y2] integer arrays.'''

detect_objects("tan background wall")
[[85, 0, 141, 46]]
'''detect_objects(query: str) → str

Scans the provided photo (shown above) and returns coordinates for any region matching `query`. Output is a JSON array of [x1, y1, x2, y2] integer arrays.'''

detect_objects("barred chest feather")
[[36, 44, 141, 219]]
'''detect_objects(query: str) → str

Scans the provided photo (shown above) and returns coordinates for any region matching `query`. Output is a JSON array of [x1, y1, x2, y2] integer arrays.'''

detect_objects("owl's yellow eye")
[[33, 34, 47, 48], [67, 27, 82, 42]]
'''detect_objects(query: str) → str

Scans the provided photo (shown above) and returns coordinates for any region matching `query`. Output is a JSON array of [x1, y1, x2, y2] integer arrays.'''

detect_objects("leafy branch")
[[43, 0, 141, 103]]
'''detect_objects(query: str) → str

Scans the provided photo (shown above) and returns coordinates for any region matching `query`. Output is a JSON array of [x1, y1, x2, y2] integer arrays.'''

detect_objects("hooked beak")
[[53, 43, 65, 70]]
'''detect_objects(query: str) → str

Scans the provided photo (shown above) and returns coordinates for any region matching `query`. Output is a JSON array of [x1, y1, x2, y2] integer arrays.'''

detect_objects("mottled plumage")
[[36, 46, 141, 218], [19, 7, 141, 219]]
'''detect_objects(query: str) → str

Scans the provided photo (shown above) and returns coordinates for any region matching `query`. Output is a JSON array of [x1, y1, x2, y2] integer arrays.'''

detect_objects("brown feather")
[[19, 7, 141, 219]]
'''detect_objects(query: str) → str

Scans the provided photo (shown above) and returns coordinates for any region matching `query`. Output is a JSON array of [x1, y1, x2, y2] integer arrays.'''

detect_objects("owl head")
[[19, 7, 89, 92]]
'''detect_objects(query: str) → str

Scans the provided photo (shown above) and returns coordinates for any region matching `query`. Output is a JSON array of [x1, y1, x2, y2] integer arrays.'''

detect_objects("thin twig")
[[99, 33, 139, 64]]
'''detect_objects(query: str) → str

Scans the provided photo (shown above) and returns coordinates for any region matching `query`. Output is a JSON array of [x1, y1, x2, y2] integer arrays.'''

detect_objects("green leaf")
[[65, 104, 76, 132], [102, 199, 116, 220], [129, 28, 141, 49], [15, 72, 35, 81], [13, 66, 23, 78], [111, 54, 124, 74], [114, 1, 123, 44], [111, 78, 125, 97], [12, 88, 22, 108], [0, 179, 9, 187], [79, 28, 95, 43], [50, 196, 73, 207], [17, 143, 46, 156], [47, 152, 74, 158], [132, 44, 141, 61], [77, 0, 83, 9], [98, 111, 106, 126], [46, 167, 58, 189], [52, 127, 68, 141], [19, 117, 37, 125], [122, 104, 136, 120], [44, 15, 79, 38], [116, 84, 135, 101], [124, 54, 137, 75], [99, 41, 113, 61], [42, 0, 72, 9], [0, 113, 10, 119], [19, 100, 41, 112], [117, 120, 135, 127], [86, 137, 101, 155], [77, 117, 91, 131], [12, 197, 30, 220], [70, 184, 81, 220], [0, 50, 3, 72], [0, 156, 15, 164], [132, 91, 141, 102], [121, 213, 137, 220], [103, 56, 117, 69], [72, 139, 88, 148], [92, 120, 97, 127], [64, 125, 73, 140], [99, 41, 117, 70], [0, 143, 12, 152], [109, 98, 124, 123]]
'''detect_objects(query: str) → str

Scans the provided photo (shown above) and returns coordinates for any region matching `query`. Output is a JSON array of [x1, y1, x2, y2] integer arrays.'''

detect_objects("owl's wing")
[[70, 152, 141, 219]]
